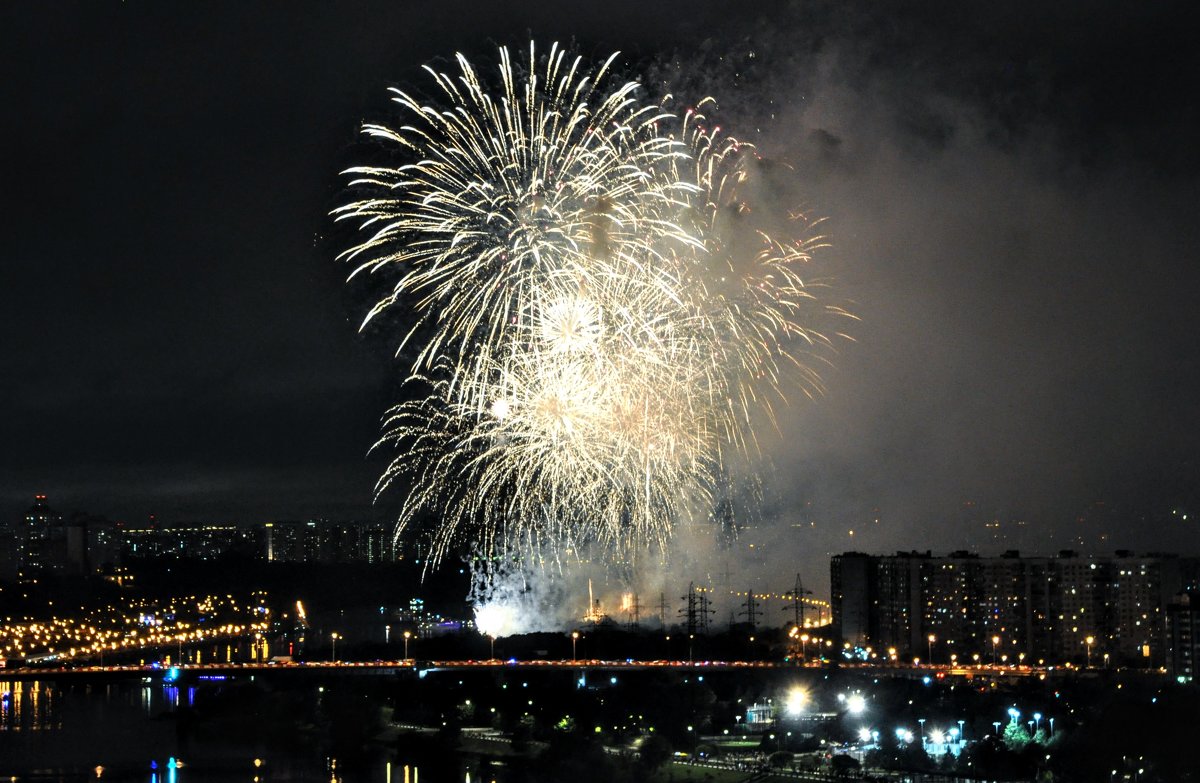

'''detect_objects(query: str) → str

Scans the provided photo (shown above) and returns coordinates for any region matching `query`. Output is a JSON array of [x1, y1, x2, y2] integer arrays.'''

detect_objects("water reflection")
[[0, 680, 60, 731], [0, 677, 474, 782]]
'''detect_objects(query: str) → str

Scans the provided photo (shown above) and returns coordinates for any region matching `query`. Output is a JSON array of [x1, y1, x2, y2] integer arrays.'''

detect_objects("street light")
[[958, 719, 965, 741], [385, 625, 391, 645], [927, 634, 936, 665], [800, 634, 809, 661], [403, 630, 412, 661], [1033, 712, 1042, 733], [330, 632, 340, 662], [991, 635, 1000, 666], [571, 631, 580, 662], [1085, 636, 1095, 668]]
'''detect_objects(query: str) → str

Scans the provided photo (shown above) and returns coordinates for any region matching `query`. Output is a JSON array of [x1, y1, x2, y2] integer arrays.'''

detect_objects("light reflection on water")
[[0, 680, 60, 731], [0, 679, 472, 783]]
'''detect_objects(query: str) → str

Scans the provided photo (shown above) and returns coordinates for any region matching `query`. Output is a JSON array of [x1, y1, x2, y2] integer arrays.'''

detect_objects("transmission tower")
[[783, 572, 813, 628], [680, 582, 699, 634], [697, 587, 713, 633], [740, 587, 760, 628]]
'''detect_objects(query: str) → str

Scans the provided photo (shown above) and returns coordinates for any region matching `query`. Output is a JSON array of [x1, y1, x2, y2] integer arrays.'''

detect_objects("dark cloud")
[[2, 1, 1197, 590]]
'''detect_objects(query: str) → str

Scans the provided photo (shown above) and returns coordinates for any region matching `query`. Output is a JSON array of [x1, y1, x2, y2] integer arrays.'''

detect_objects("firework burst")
[[337, 42, 851, 568]]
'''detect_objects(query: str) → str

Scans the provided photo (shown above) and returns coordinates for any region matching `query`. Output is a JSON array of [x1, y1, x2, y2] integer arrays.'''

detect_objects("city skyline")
[[3, 4, 1199, 781]]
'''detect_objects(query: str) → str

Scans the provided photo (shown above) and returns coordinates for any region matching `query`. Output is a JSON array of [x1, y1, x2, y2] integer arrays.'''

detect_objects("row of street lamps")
[[888, 632, 1103, 669], [325, 627, 414, 662]]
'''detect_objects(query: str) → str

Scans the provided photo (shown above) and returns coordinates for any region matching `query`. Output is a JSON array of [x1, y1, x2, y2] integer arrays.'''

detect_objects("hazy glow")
[[847, 692, 867, 715], [784, 688, 808, 716]]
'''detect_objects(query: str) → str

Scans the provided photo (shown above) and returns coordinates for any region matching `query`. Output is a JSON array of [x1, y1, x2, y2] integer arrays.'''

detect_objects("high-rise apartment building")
[[263, 520, 396, 564], [832, 550, 1199, 666], [17, 495, 62, 579], [830, 552, 873, 647], [1166, 590, 1200, 681]]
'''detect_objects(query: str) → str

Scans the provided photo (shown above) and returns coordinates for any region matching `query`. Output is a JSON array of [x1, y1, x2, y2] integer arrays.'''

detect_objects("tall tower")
[[19, 495, 62, 580]]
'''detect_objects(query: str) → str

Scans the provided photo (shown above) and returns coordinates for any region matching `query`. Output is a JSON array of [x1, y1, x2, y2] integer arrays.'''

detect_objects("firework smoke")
[[336, 42, 850, 572]]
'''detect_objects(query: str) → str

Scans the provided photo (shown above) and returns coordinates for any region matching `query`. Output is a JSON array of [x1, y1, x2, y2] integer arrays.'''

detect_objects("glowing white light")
[[785, 688, 808, 716], [847, 693, 867, 715], [474, 603, 518, 638]]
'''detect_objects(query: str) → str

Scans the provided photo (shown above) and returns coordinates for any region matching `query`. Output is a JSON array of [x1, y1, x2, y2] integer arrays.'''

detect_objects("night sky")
[[3, 1, 1198, 585]]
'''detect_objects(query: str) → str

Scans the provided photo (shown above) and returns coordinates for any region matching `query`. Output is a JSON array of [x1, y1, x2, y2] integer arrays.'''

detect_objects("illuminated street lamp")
[[330, 632, 340, 662], [1033, 712, 1042, 733], [571, 631, 580, 662], [991, 636, 1000, 666], [385, 624, 391, 645], [927, 634, 936, 665], [1085, 636, 1095, 668], [800, 633, 809, 661], [403, 630, 412, 661]]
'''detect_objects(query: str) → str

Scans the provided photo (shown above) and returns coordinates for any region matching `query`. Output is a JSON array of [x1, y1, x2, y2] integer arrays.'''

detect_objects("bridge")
[[0, 658, 1073, 682], [0, 658, 789, 681]]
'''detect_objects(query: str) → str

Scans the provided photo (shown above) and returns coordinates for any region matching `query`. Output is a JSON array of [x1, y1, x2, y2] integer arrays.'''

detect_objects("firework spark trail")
[[337, 42, 851, 569]]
